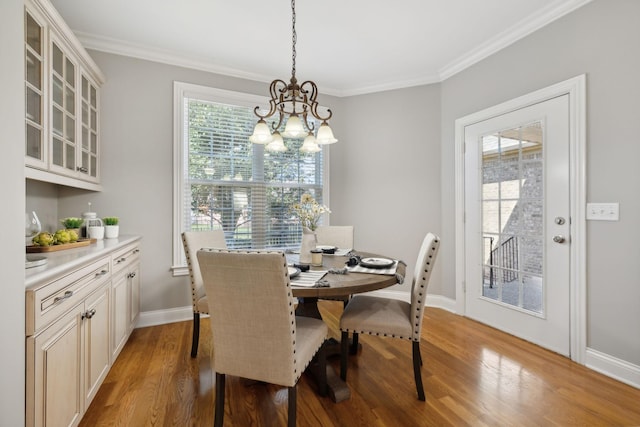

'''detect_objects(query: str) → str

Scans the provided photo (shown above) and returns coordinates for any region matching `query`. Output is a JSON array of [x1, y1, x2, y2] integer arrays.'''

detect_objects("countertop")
[[25, 234, 142, 289]]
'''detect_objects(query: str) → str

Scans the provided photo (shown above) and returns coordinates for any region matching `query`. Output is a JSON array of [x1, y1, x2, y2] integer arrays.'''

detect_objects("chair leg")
[[190, 312, 200, 358], [214, 372, 225, 427], [349, 332, 359, 355], [412, 341, 426, 401], [316, 342, 327, 397], [288, 385, 297, 427], [340, 331, 349, 381]]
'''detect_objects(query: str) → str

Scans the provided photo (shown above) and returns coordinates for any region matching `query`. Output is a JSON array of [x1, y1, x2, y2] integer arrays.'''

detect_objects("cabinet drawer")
[[26, 257, 110, 336], [111, 244, 140, 275]]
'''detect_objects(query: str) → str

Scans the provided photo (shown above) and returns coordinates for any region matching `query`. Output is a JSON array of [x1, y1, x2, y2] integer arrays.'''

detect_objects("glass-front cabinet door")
[[80, 74, 100, 181], [25, 8, 47, 169], [49, 33, 78, 175]]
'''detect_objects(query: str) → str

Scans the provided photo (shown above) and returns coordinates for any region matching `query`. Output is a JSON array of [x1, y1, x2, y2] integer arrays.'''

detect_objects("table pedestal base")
[[297, 297, 353, 402]]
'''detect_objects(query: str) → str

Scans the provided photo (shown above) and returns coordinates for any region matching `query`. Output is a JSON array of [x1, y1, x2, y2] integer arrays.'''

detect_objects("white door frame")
[[454, 74, 587, 363]]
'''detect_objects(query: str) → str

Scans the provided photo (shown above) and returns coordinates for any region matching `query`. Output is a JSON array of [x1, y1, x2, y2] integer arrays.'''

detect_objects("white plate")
[[359, 257, 394, 269], [288, 267, 301, 278], [316, 245, 337, 250]]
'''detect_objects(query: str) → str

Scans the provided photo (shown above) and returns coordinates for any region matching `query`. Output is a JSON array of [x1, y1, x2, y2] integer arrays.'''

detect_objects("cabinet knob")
[[82, 308, 97, 319], [95, 269, 108, 277]]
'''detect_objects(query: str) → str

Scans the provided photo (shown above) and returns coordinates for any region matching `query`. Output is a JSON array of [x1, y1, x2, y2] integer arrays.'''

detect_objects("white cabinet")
[[83, 282, 111, 406], [24, 0, 104, 191], [26, 238, 141, 427], [111, 243, 141, 360], [27, 304, 83, 427], [26, 257, 111, 427]]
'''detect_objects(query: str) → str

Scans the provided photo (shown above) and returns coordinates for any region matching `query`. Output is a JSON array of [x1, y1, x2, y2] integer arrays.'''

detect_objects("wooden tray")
[[26, 239, 96, 253]]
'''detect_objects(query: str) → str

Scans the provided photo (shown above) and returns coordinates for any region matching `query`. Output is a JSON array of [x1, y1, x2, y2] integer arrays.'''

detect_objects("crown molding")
[[438, 0, 593, 81], [75, 0, 593, 97]]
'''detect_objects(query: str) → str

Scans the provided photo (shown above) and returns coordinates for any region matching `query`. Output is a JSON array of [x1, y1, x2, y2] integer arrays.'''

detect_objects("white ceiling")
[[50, 0, 591, 96]]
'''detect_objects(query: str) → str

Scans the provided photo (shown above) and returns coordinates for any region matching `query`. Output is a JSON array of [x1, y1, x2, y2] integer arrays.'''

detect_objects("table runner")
[[290, 270, 328, 287], [346, 260, 406, 284]]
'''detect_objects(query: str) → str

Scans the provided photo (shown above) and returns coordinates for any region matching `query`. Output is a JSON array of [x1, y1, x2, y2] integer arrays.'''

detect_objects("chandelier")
[[249, 0, 337, 153]]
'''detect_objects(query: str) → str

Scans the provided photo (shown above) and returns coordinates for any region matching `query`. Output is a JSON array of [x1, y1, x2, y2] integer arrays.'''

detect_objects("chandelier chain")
[[291, 0, 296, 79]]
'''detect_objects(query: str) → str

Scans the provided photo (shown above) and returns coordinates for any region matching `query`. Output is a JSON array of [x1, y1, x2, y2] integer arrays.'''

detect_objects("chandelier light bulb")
[[249, 119, 273, 144], [315, 122, 338, 145], [300, 132, 321, 153], [283, 114, 305, 138], [266, 131, 287, 152]]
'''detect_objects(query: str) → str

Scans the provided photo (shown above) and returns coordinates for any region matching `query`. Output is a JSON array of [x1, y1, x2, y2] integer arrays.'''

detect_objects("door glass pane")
[[66, 116, 75, 142], [26, 13, 41, 54], [91, 156, 97, 177], [66, 88, 75, 114], [52, 43, 63, 75], [65, 58, 75, 85], [26, 51, 41, 89], [91, 133, 97, 153], [82, 101, 88, 125], [26, 124, 42, 159], [91, 110, 97, 131], [481, 122, 543, 314], [52, 107, 63, 137], [52, 137, 63, 166], [82, 127, 89, 149], [26, 87, 41, 123], [52, 75, 63, 106], [66, 145, 75, 170]]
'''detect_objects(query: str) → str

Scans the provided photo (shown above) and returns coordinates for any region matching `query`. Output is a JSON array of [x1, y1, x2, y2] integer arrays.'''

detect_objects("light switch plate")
[[586, 203, 619, 221]]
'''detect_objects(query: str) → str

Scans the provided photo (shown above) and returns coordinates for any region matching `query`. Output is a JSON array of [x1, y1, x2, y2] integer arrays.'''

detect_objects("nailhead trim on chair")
[[182, 234, 209, 315]]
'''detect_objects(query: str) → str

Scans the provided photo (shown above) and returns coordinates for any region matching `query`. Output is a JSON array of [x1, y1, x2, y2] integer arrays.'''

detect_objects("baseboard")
[[136, 306, 196, 328], [585, 347, 640, 389]]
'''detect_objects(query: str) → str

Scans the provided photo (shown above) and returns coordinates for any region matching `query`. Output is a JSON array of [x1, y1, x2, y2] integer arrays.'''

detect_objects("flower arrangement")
[[291, 194, 330, 231]]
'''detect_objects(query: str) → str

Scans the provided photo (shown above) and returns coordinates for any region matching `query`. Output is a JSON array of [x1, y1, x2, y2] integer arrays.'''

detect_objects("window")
[[172, 82, 329, 273]]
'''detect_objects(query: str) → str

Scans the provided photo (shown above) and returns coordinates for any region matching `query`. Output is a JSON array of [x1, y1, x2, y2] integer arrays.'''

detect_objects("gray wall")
[[1, 0, 26, 424], [440, 0, 640, 364], [331, 86, 443, 293]]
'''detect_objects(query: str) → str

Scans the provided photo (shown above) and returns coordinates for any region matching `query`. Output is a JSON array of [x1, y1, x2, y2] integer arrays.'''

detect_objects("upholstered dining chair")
[[181, 230, 227, 357], [197, 249, 328, 427], [339, 232, 440, 401], [315, 225, 354, 249]]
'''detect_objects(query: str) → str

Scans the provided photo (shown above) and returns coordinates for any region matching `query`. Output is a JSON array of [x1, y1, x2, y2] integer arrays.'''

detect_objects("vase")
[[105, 225, 119, 239], [299, 226, 317, 264]]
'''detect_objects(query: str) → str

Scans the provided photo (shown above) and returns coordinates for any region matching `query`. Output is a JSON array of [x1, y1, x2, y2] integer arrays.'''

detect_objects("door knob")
[[553, 235, 565, 243]]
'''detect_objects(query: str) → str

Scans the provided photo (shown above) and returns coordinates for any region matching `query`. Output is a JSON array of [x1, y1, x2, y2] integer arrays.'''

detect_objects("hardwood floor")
[[80, 302, 640, 426]]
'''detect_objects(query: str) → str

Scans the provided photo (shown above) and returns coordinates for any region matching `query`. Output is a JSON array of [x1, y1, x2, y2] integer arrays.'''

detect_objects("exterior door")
[[464, 94, 571, 356]]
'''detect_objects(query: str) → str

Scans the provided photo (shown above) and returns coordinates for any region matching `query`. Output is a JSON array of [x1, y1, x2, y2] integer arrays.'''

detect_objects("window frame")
[[171, 81, 331, 275]]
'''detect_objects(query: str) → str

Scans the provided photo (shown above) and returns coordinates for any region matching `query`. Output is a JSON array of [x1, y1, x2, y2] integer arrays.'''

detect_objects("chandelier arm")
[[300, 80, 333, 122], [254, 79, 289, 120]]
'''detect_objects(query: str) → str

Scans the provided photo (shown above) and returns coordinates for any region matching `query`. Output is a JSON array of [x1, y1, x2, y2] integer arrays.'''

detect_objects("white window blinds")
[[180, 88, 326, 251]]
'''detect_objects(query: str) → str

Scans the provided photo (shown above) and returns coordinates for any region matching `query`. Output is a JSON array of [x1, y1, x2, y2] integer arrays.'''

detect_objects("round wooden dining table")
[[289, 252, 406, 402]]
